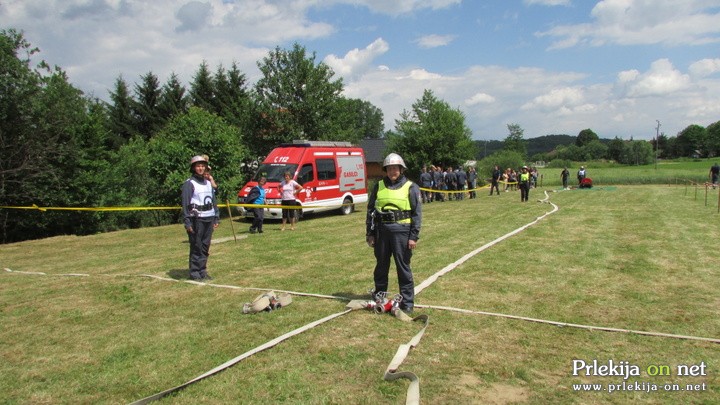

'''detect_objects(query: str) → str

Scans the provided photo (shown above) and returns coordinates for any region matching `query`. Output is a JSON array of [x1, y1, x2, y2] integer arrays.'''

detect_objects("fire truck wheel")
[[339, 197, 354, 215]]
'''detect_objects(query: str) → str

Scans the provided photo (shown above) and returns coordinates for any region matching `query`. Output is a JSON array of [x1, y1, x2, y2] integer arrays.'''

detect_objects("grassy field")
[[539, 158, 716, 187], [1, 181, 719, 403]]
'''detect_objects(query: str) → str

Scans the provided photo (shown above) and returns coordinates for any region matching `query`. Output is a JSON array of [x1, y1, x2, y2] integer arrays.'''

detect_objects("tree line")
[[1, 28, 477, 243], [495, 123, 720, 167]]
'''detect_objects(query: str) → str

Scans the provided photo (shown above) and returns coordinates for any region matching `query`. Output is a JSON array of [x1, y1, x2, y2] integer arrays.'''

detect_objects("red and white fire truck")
[[237, 140, 368, 220]]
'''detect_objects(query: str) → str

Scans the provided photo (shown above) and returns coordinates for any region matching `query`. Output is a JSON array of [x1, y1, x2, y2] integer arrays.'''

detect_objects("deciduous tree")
[[253, 43, 343, 156], [576, 128, 599, 147], [388, 89, 475, 177], [504, 123, 527, 158], [147, 107, 249, 211]]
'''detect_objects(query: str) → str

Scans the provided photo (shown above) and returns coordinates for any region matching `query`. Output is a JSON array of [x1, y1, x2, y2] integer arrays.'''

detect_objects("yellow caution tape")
[[418, 185, 492, 194], [0, 202, 352, 212]]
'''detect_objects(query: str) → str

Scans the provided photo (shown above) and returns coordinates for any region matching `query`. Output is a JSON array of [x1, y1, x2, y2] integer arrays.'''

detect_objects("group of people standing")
[[245, 171, 303, 233], [489, 166, 540, 196], [421, 164, 541, 203], [181, 151, 422, 315], [560, 166, 589, 189], [181, 155, 305, 282], [179, 152, 589, 315], [419, 165, 480, 203]]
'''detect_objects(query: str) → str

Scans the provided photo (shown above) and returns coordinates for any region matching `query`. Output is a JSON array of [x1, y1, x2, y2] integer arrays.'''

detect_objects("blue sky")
[[2, 0, 719, 140]]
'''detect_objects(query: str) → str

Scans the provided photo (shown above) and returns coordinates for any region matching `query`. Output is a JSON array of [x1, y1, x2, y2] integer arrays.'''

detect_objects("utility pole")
[[655, 120, 661, 170]]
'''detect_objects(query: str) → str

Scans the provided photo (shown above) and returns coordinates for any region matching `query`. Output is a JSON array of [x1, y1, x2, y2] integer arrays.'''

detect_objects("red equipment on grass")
[[579, 178, 593, 189]]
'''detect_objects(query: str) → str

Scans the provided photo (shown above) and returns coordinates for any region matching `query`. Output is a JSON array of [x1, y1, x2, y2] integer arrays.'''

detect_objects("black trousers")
[[519, 182, 530, 202], [188, 217, 214, 280], [251, 207, 264, 231], [373, 223, 414, 309], [433, 186, 444, 202], [490, 180, 500, 195]]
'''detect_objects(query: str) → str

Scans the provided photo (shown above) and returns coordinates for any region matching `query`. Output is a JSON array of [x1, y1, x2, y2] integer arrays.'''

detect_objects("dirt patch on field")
[[455, 375, 529, 404], [479, 382, 529, 404]]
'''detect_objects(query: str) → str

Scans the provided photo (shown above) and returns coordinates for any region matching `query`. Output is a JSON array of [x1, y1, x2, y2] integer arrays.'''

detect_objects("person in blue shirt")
[[247, 176, 267, 234]]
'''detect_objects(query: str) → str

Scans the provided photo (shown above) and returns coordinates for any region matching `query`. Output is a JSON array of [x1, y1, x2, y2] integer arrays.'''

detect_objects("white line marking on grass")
[[417, 304, 719, 344], [415, 191, 559, 295]]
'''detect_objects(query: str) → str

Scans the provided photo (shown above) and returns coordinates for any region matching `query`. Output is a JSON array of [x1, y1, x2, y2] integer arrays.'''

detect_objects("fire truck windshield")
[[254, 163, 299, 183]]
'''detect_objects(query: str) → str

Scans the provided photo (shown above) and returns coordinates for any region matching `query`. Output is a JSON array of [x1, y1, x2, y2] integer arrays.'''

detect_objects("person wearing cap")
[[182, 155, 220, 281], [519, 166, 531, 202], [366, 153, 422, 314], [577, 165, 587, 185]]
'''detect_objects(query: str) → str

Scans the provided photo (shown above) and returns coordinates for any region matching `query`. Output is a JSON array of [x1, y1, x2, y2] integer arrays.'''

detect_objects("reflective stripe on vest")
[[520, 172, 530, 183], [376, 180, 412, 224]]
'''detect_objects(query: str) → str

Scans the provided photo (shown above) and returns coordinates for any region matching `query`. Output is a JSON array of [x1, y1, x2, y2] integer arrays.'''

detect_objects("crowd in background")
[[417, 165, 541, 203]]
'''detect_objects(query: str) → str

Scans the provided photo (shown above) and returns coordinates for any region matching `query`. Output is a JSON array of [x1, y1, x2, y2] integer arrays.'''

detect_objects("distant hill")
[[527, 134, 577, 157], [474, 134, 609, 160]]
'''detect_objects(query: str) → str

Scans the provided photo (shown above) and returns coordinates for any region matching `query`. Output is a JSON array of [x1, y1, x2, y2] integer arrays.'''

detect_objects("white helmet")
[[383, 153, 406, 169], [189, 155, 208, 167]]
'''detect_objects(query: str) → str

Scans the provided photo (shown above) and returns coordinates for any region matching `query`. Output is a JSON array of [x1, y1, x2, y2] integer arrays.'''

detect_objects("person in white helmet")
[[577, 165, 586, 185], [366, 153, 422, 314], [182, 155, 219, 281]]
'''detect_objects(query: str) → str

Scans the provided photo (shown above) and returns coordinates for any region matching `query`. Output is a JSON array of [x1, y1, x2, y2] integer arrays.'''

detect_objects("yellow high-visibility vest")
[[376, 181, 412, 223]]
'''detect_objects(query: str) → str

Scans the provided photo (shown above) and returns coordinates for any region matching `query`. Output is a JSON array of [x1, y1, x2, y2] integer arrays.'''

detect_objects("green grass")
[[540, 158, 718, 187], [1, 183, 719, 404]]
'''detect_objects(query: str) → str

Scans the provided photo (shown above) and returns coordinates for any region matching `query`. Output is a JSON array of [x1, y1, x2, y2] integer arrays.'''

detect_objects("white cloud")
[[3, 0, 335, 98], [3, 0, 719, 141], [523, 0, 571, 6], [415, 34, 456, 48], [689, 58, 720, 78], [342, 54, 720, 140], [537, 0, 720, 49], [400, 69, 446, 80], [617, 59, 691, 98], [465, 93, 496, 106], [617, 69, 640, 83], [345, 0, 461, 15], [521, 87, 586, 111], [323, 38, 390, 80]]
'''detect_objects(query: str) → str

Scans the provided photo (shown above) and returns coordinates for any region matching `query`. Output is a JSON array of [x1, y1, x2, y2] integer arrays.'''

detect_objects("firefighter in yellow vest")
[[366, 153, 422, 314], [519, 165, 531, 202]]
